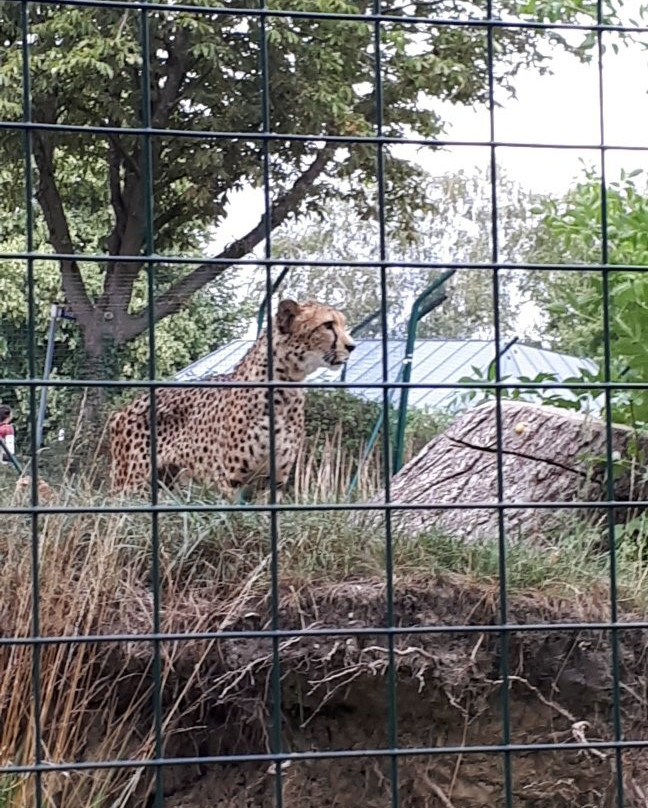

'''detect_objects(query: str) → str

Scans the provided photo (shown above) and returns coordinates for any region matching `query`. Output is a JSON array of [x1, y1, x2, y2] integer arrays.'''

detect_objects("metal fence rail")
[[1, 1, 644, 806]]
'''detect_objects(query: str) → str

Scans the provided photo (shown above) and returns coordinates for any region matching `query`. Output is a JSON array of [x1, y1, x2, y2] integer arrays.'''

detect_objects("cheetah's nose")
[[345, 340, 356, 353]]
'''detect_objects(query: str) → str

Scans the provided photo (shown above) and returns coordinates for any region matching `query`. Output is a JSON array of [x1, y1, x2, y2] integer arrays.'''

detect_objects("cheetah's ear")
[[277, 299, 300, 334]]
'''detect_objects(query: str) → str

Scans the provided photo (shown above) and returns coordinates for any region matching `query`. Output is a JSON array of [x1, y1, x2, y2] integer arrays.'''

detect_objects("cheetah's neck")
[[231, 328, 305, 382]]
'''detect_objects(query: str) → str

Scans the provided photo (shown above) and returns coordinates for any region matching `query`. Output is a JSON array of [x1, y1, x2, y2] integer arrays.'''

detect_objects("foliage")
[[0, 776, 20, 808], [527, 170, 648, 426], [269, 169, 552, 339], [304, 389, 384, 461], [454, 363, 599, 414], [304, 388, 448, 472], [0, 0, 619, 370], [0, 224, 247, 438]]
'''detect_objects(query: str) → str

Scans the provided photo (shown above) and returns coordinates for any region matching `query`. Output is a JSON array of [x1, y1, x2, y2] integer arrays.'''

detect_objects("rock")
[[378, 400, 647, 542]]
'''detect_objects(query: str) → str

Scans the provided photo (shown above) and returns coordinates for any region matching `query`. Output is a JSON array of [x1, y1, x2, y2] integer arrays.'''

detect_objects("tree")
[[527, 169, 648, 425], [269, 168, 549, 339], [0, 224, 248, 438], [0, 0, 615, 383]]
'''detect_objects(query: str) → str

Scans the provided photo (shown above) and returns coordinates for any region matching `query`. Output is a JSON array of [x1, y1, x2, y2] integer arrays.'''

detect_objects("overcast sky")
[[435, 25, 648, 193]]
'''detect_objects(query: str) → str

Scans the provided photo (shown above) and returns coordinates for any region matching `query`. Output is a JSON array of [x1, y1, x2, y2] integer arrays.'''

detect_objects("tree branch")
[[125, 146, 334, 340], [110, 30, 189, 262], [97, 29, 190, 327], [99, 135, 141, 317], [105, 135, 128, 255], [32, 132, 94, 326], [152, 28, 189, 129]]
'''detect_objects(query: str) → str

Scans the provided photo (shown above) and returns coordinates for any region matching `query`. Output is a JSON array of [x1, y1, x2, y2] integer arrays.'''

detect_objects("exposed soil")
[[78, 575, 648, 807]]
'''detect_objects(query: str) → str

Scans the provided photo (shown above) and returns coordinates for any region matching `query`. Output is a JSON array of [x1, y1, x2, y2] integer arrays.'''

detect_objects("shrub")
[[303, 388, 449, 472]]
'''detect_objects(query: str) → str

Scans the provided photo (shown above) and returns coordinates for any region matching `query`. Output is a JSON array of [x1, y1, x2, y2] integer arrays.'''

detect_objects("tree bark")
[[32, 131, 94, 329], [73, 322, 123, 432], [379, 400, 648, 543]]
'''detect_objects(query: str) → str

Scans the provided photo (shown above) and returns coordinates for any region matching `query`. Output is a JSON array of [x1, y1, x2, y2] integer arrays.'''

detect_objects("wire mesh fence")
[[1, 0, 648, 806]]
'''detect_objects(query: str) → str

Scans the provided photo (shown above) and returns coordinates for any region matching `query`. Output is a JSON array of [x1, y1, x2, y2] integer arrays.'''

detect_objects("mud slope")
[[103, 576, 648, 808]]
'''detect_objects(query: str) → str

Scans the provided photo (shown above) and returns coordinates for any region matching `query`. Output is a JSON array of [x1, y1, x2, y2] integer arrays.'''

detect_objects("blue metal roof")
[[176, 338, 598, 412]]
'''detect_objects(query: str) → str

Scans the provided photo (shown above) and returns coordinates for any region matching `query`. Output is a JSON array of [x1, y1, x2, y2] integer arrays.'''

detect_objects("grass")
[[1, 435, 647, 806], [0, 777, 21, 808]]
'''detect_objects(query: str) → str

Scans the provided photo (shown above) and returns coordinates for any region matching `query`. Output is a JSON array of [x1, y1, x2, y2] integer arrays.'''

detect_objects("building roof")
[[176, 338, 598, 412]]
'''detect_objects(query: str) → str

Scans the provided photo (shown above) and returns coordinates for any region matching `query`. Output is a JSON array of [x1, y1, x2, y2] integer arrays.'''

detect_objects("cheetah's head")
[[276, 299, 356, 376]]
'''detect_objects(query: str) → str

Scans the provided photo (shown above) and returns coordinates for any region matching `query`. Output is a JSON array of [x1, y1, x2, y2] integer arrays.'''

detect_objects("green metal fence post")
[[35, 304, 59, 453], [485, 336, 519, 383], [256, 266, 291, 337], [392, 269, 456, 474], [346, 272, 454, 497]]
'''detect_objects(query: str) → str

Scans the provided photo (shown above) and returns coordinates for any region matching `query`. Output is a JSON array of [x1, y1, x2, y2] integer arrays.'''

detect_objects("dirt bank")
[[80, 576, 648, 807]]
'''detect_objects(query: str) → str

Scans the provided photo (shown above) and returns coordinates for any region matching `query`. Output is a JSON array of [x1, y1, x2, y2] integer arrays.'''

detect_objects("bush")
[[304, 390, 383, 460], [303, 389, 449, 471]]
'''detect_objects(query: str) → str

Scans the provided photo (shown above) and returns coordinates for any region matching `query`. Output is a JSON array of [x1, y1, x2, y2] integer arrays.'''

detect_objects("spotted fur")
[[108, 299, 356, 499]]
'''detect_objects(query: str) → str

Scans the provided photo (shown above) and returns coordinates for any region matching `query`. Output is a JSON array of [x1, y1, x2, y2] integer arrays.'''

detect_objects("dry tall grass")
[[1, 506, 153, 806], [291, 427, 383, 502]]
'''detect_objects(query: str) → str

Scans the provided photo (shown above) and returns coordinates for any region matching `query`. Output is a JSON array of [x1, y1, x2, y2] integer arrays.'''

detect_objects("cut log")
[[378, 400, 648, 542]]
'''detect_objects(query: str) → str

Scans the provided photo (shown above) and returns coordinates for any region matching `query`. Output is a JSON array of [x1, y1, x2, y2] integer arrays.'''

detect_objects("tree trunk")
[[68, 324, 123, 468], [378, 400, 648, 543]]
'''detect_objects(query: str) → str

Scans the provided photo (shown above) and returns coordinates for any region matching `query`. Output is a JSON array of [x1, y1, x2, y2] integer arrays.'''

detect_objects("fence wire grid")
[[1, 0, 647, 807]]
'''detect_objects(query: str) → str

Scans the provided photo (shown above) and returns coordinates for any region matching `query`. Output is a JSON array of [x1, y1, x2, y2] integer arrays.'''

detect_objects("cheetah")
[[108, 299, 356, 499]]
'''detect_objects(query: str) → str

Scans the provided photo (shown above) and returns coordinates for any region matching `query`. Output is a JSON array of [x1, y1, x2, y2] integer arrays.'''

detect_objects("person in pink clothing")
[[0, 404, 15, 463]]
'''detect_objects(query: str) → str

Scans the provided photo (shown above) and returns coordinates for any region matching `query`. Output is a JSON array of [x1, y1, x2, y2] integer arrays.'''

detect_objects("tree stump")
[[379, 400, 648, 542]]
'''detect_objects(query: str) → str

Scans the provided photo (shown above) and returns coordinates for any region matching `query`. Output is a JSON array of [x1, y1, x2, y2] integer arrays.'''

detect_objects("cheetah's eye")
[[323, 321, 335, 330]]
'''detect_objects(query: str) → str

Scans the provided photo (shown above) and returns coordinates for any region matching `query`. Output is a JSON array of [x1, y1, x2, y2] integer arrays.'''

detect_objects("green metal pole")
[[392, 269, 456, 475], [346, 364, 403, 498], [486, 336, 519, 381], [347, 273, 455, 497], [256, 266, 291, 337], [36, 303, 60, 453]]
